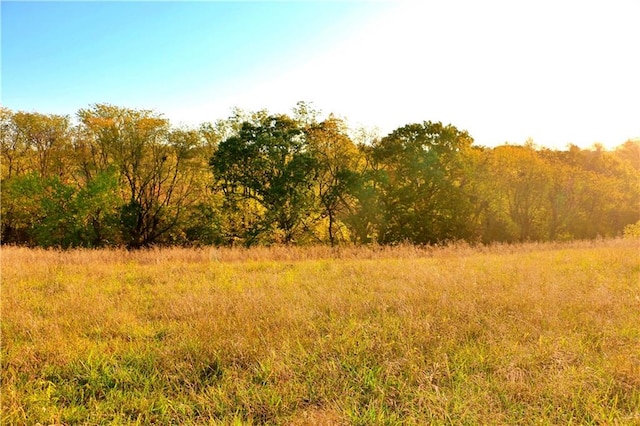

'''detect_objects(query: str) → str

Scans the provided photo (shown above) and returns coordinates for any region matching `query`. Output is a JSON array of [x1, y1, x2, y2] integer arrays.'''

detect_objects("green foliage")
[[1, 173, 45, 245], [181, 202, 226, 246], [0, 170, 120, 247], [371, 121, 475, 244], [1, 104, 638, 248], [210, 115, 318, 245], [76, 169, 121, 246]]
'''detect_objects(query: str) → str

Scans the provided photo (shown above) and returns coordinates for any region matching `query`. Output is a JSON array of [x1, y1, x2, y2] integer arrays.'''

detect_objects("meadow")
[[1, 239, 639, 425]]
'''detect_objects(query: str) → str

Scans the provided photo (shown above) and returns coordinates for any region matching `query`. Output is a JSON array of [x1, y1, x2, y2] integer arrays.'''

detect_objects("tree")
[[305, 115, 360, 245], [371, 121, 474, 244], [614, 139, 640, 170], [0, 107, 25, 179], [1, 172, 45, 245], [483, 145, 551, 242], [0, 110, 79, 245], [3, 102, 638, 248], [210, 114, 317, 245], [10, 111, 71, 178], [77, 104, 202, 247]]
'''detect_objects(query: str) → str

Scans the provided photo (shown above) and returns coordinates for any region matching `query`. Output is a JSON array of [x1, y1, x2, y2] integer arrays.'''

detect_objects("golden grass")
[[2, 239, 639, 424]]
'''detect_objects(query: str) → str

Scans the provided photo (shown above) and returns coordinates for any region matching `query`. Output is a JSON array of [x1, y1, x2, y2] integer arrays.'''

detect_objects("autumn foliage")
[[1, 103, 638, 248]]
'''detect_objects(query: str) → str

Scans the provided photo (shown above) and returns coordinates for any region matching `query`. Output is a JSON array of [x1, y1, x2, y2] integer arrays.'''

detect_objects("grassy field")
[[1, 240, 639, 425]]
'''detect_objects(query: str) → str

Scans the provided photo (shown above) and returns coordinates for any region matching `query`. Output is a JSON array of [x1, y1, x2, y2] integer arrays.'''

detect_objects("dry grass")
[[2, 239, 639, 424]]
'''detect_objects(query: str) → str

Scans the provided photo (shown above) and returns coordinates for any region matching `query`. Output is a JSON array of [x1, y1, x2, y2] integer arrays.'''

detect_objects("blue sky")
[[2, 2, 380, 116], [2, 1, 639, 149]]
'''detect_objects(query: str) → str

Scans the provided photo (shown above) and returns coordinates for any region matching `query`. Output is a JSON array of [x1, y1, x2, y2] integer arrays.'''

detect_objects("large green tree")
[[371, 121, 474, 244], [210, 115, 317, 245]]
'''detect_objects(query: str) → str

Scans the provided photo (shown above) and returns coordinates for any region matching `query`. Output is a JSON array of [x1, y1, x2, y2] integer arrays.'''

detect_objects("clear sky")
[[2, 0, 639, 149]]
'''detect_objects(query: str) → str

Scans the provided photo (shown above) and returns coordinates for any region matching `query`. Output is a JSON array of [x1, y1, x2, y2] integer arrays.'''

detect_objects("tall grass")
[[2, 239, 639, 424]]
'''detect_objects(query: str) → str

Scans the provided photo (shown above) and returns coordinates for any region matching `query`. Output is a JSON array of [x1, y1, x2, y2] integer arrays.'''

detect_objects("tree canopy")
[[1, 103, 638, 248]]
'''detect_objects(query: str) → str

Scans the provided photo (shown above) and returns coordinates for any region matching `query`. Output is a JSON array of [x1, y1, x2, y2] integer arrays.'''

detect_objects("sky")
[[2, 0, 639, 149]]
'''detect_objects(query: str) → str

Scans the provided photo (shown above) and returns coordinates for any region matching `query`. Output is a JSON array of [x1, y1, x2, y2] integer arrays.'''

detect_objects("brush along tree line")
[[1, 103, 638, 248]]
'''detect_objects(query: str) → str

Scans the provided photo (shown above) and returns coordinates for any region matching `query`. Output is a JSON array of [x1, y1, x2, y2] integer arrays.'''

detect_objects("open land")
[[1, 239, 639, 424]]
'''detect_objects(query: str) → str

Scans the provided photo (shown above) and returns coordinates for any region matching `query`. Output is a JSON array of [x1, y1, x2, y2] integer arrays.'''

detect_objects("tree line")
[[1, 103, 638, 248]]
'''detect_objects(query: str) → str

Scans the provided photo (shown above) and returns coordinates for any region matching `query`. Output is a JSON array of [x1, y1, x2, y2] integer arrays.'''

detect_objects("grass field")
[[2, 240, 639, 425]]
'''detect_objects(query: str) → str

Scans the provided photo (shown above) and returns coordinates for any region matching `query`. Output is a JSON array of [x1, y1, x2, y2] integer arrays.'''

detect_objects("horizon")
[[2, 1, 639, 149]]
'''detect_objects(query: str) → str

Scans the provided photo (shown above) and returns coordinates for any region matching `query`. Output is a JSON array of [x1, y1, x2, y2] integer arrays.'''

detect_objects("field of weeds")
[[2, 239, 639, 424]]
